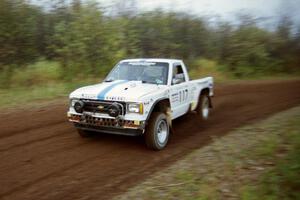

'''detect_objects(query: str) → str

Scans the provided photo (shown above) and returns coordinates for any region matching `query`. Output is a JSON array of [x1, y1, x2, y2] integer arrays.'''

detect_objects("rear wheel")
[[196, 93, 210, 120], [77, 129, 92, 137], [145, 112, 169, 150]]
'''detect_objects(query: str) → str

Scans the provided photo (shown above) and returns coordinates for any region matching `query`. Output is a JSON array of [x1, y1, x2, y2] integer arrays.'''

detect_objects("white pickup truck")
[[68, 58, 213, 150]]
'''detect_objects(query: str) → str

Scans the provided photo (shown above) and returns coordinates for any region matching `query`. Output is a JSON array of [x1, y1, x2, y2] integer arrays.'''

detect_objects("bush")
[[9, 60, 62, 87], [188, 58, 228, 81]]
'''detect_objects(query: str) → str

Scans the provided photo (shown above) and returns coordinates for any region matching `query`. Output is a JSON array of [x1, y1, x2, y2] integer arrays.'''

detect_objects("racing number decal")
[[172, 89, 188, 103], [178, 89, 188, 102]]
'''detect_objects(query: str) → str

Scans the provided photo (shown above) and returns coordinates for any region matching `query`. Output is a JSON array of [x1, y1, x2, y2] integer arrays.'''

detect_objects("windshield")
[[105, 61, 169, 85]]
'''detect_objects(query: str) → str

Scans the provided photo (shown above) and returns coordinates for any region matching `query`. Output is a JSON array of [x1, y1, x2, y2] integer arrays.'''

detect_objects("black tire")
[[145, 112, 170, 150], [77, 129, 92, 137], [196, 93, 210, 121]]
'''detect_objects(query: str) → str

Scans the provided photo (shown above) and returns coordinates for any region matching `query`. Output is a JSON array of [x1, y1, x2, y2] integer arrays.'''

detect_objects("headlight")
[[70, 99, 77, 107], [70, 99, 84, 113], [127, 103, 143, 114], [74, 101, 84, 113]]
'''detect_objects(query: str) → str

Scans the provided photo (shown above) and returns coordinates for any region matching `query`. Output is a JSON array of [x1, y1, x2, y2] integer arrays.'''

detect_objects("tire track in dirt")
[[0, 138, 124, 196], [0, 104, 67, 139], [0, 124, 70, 152]]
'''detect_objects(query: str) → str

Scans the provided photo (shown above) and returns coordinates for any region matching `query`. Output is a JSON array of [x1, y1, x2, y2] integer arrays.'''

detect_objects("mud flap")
[[166, 107, 174, 133], [208, 96, 213, 108]]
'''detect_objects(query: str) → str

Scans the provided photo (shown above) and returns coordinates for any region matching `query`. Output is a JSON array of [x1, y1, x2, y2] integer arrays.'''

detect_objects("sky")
[[101, 0, 300, 26], [110, 0, 282, 17], [32, 0, 300, 27]]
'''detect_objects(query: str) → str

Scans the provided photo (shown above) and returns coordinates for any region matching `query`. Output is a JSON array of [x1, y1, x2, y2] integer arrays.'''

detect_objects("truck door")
[[170, 63, 190, 119]]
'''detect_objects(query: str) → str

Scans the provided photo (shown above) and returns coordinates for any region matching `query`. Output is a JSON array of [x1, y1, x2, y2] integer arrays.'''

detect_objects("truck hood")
[[70, 80, 166, 102]]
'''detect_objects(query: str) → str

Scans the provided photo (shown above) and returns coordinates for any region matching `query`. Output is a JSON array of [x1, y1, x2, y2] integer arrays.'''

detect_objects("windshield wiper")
[[142, 80, 157, 84]]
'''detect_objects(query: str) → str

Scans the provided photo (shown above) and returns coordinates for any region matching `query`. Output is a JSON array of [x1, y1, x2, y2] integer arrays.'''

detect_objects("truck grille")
[[84, 115, 137, 128], [81, 99, 126, 115], [69, 114, 141, 129]]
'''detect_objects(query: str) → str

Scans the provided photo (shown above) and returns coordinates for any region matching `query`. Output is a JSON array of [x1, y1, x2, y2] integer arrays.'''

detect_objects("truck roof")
[[120, 58, 182, 63]]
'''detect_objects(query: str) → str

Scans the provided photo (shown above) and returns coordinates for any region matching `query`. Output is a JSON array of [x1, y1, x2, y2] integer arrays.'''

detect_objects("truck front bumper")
[[68, 112, 145, 136]]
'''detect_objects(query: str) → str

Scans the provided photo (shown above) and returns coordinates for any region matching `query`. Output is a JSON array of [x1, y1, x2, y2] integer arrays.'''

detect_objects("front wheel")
[[196, 94, 210, 120], [145, 112, 170, 150]]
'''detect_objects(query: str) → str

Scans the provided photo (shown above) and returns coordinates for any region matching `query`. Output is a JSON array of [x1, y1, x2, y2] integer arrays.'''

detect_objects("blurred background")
[[0, 0, 300, 107]]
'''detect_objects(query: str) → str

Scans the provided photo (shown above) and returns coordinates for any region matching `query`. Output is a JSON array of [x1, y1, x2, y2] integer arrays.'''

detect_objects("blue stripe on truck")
[[97, 80, 128, 100]]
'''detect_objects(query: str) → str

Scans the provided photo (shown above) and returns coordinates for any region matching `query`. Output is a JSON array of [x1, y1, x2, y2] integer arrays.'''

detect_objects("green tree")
[[52, 1, 122, 79], [0, 0, 40, 67]]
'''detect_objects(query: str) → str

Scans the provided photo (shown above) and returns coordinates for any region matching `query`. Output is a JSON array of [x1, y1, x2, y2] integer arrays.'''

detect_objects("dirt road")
[[0, 80, 300, 200]]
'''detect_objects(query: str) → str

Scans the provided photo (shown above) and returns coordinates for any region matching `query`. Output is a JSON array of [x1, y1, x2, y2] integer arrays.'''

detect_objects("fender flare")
[[145, 98, 171, 122]]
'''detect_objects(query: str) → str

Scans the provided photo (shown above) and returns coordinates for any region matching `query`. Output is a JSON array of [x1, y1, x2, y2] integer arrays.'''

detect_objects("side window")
[[172, 64, 186, 85]]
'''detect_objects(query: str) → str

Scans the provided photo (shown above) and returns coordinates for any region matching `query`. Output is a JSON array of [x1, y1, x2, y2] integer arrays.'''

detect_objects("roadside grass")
[[0, 81, 90, 107], [0, 78, 103, 109], [188, 58, 300, 83], [0, 60, 101, 108], [116, 106, 300, 200], [240, 118, 300, 200]]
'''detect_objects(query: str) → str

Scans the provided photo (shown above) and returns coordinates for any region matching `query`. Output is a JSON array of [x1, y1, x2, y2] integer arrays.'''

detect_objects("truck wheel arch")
[[196, 88, 212, 109], [146, 98, 172, 125]]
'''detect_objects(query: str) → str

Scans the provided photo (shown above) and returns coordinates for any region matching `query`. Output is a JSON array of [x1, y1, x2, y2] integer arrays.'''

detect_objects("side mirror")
[[172, 78, 182, 85], [172, 74, 185, 85]]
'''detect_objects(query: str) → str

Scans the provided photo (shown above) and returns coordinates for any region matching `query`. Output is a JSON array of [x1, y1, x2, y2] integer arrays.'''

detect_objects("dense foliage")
[[0, 0, 299, 87]]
